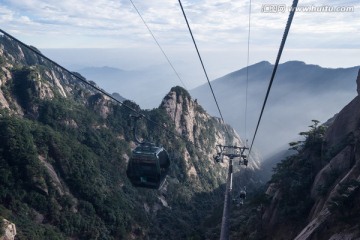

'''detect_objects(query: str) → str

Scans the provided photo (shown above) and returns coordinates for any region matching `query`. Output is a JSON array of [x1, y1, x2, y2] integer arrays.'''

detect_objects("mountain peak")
[[159, 86, 262, 170], [169, 86, 192, 102], [253, 60, 272, 66], [282, 60, 306, 65], [160, 86, 202, 142], [357, 69, 360, 95], [111, 92, 126, 102]]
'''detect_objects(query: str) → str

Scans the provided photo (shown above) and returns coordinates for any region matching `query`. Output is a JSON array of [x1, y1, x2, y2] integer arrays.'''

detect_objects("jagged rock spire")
[[357, 69, 360, 95]]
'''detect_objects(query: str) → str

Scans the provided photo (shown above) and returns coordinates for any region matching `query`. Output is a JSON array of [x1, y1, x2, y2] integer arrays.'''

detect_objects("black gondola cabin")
[[127, 144, 170, 189]]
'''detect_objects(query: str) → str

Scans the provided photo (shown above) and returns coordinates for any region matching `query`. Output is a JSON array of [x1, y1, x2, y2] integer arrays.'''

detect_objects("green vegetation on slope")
[[0, 36, 232, 239], [215, 121, 327, 240]]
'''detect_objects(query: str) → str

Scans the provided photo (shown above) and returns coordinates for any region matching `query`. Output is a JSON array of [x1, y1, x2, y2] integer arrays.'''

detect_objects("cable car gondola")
[[239, 188, 247, 206], [126, 115, 170, 189]]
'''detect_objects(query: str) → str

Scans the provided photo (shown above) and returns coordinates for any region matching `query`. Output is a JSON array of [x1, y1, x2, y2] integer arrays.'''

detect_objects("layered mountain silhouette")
[[78, 65, 182, 109], [190, 61, 360, 157]]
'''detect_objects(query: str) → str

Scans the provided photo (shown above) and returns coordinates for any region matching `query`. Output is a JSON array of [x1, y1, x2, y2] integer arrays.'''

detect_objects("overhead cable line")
[[244, 0, 252, 144], [129, 0, 188, 90], [177, 0, 229, 133], [0, 28, 195, 148], [248, 0, 299, 156]]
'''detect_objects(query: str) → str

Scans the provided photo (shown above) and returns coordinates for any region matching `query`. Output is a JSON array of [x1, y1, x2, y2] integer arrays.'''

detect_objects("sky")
[[0, 0, 359, 86], [0, 0, 359, 158]]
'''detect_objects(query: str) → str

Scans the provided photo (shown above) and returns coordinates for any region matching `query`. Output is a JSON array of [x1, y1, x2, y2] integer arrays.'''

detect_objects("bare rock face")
[[294, 208, 331, 240], [0, 55, 13, 110], [357, 69, 360, 95], [310, 146, 353, 200], [328, 232, 359, 240], [324, 96, 360, 148], [160, 87, 260, 180], [0, 90, 9, 110], [161, 89, 199, 143], [325, 69, 360, 148], [0, 35, 105, 118], [295, 143, 360, 239], [88, 93, 111, 119], [34, 78, 55, 100], [162, 87, 216, 178], [44, 70, 67, 98], [160, 87, 241, 147], [1, 219, 16, 240]]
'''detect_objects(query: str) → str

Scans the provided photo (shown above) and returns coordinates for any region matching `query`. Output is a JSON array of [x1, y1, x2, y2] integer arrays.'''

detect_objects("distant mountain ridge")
[[77, 65, 182, 109], [111, 92, 126, 102], [191, 60, 360, 157]]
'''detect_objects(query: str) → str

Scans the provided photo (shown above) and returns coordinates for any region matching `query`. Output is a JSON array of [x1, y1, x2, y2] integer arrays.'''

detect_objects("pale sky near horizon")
[[1, 0, 359, 158], [0, 0, 359, 83]]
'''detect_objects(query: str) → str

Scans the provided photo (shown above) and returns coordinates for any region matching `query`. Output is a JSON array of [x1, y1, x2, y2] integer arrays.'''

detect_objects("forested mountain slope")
[[0, 33, 258, 239]]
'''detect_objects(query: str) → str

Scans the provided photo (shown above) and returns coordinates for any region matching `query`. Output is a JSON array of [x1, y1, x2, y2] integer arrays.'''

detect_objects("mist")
[[40, 48, 359, 158], [41, 47, 360, 109], [191, 61, 359, 158]]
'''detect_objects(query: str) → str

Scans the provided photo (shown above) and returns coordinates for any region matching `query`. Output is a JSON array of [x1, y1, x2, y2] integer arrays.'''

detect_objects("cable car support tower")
[[214, 145, 248, 240]]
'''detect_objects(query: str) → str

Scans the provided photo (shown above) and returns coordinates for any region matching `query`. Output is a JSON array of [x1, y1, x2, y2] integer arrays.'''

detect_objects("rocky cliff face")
[[0, 34, 101, 116], [0, 219, 16, 240], [161, 88, 229, 144], [293, 69, 360, 240], [258, 69, 360, 240], [160, 86, 260, 171]]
